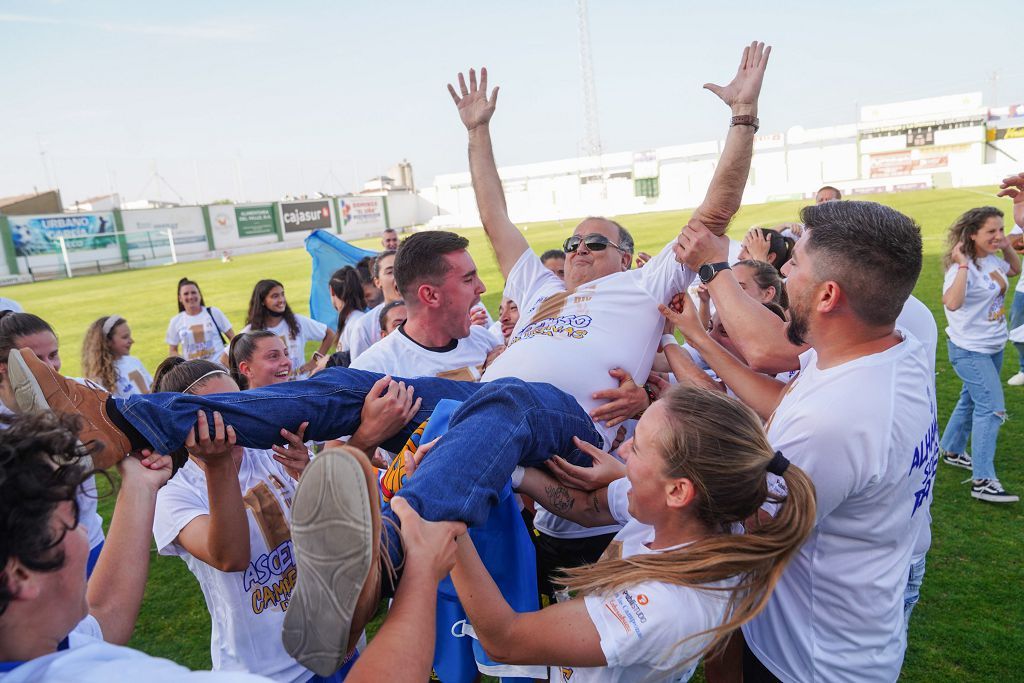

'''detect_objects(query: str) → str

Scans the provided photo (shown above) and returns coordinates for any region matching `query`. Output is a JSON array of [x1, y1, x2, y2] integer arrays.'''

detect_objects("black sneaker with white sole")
[[941, 450, 972, 470], [971, 479, 1019, 503]]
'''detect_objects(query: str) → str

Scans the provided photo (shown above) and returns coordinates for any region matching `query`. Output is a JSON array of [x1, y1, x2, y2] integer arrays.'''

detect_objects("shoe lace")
[[379, 515, 406, 593]]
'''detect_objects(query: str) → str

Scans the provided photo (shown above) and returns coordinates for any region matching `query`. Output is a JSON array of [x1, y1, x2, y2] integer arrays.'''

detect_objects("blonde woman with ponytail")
[[449, 385, 815, 683]]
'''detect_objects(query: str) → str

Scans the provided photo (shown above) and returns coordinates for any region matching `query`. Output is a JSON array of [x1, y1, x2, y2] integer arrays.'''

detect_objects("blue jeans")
[[939, 341, 1005, 480], [118, 369, 602, 527], [903, 556, 927, 630], [1010, 293, 1024, 372]]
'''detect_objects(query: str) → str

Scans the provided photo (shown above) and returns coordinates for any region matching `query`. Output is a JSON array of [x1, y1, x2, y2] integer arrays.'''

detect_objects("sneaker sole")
[[282, 446, 380, 677], [7, 350, 52, 413], [971, 491, 1020, 503], [942, 457, 972, 471]]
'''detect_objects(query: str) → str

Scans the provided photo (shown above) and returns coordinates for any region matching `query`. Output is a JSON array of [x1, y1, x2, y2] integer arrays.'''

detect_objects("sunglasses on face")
[[563, 233, 625, 253]]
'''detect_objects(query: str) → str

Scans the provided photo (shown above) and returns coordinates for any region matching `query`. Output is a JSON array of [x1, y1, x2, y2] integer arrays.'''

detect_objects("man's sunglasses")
[[563, 233, 625, 253]]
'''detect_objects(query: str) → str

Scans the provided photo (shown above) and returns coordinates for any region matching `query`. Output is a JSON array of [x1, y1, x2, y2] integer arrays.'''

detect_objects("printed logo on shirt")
[[604, 589, 648, 639], [637, 593, 649, 605], [908, 389, 940, 517], [241, 479, 297, 614], [559, 666, 575, 681], [436, 365, 485, 382]]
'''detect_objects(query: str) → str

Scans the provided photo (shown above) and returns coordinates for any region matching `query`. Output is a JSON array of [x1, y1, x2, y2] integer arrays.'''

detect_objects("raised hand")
[[589, 368, 649, 428], [659, 295, 706, 341], [391, 497, 465, 582], [184, 410, 237, 468], [350, 375, 423, 453], [997, 172, 1024, 229], [950, 241, 969, 266], [272, 422, 311, 480], [703, 41, 771, 114], [546, 436, 626, 491], [673, 217, 731, 270], [119, 450, 174, 493], [448, 67, 499, 131], [743, 227, 772, 263]]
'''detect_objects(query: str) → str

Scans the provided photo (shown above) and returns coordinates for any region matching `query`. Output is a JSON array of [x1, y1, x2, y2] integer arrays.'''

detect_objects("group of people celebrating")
[[1, 39, 1021, 683]]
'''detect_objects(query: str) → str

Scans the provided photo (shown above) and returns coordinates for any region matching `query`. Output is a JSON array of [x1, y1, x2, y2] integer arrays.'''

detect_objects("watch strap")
[[731, 114, 760, 133]]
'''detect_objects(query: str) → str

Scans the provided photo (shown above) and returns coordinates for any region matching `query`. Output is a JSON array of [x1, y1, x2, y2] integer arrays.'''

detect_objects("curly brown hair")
[[81, 316, 125, 393]]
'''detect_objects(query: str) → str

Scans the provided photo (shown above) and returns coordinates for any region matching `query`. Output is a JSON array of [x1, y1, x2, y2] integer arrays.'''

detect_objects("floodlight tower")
[[577, 0, 602, 159]]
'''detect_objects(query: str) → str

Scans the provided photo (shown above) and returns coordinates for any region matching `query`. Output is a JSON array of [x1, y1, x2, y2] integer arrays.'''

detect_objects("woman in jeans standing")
[[940, 206, 1021, 503]]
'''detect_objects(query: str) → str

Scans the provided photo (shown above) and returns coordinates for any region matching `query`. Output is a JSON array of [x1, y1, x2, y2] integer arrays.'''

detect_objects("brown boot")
[[282, 445, 383, 677], [7, 349, 132, 469]]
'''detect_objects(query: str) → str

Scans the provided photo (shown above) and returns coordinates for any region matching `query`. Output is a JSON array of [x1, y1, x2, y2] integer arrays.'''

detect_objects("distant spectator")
[[166, 278, 235, 364], [381, 228, 399, 251], [539, 249, 566, 280], [815, 185, 842, 203]]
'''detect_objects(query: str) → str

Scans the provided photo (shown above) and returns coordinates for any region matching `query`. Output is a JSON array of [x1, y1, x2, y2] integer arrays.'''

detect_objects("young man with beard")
[[675, 200, 936, 682]]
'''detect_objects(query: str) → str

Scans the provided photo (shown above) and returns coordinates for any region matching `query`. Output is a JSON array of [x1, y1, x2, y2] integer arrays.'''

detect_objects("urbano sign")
[[281, 200, 332, 233]]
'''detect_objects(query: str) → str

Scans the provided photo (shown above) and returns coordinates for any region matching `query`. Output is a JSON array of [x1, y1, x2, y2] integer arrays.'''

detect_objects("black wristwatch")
[[698, 261, 731, 284]]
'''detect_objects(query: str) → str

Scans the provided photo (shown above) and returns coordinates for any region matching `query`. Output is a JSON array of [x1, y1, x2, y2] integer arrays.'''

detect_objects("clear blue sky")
[[1, 0, 1019, 205]]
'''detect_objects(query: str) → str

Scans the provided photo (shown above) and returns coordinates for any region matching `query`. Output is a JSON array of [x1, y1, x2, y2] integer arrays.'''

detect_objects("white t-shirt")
[[350, 324, 499, 381], [153, 450, 312, 682], [166, 308, 233, 363], [743, 334, 936, 683], [553, 479, 733, 683], [942, 255, 1010, 354], [483, 242, 695, 450], [0, 403, 104, 551], [242, 315, 328, 380], [337, 308, 367, 353], [347, 302, 387, 359], [0, 616, 267, 682], [893, 295, 939, 561], [112, 356, 153, 399], [0, 297, 22, 313]]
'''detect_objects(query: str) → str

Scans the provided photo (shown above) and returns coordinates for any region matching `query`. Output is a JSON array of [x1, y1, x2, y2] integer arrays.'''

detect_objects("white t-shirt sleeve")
[[941, 263, 962, 294], [583, 583, 709, 673], [503, 248, 563, 312], [165, 315, 180, 346], [298, 314, 328, 343], [635, 240, 696, 303], [68, 614, 104, 646], [152, 479, 208, 556], [606, 477, 632, 526], [211, 307, 233, 333], [1010, 224, 1023, 237]]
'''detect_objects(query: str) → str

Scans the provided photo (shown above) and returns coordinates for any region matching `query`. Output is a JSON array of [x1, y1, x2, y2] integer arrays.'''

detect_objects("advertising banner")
[[989, 126, 1024, 141], [236, 205, 277, 238], [9, 213, 116, 256], [121, 207, 208, 245], [281, 200, 332, 233], [340, 196, 386, 233]]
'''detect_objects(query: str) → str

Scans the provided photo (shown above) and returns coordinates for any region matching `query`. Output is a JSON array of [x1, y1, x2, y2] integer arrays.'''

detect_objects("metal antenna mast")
[[577, 0, 602, 158]]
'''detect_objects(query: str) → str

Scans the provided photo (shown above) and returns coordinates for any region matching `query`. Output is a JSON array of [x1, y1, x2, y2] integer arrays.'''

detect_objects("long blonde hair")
[[560, 385, 815, 664], [81, 316, 124, 393]]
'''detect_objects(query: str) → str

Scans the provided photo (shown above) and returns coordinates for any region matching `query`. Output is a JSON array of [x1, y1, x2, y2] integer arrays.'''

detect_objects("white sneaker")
[[971, 479, 1020, 503], [1007, 372, 1024, 386]]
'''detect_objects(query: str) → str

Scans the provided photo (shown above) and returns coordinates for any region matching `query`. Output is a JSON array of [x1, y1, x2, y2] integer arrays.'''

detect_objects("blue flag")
[[304, 229, 377, 331]]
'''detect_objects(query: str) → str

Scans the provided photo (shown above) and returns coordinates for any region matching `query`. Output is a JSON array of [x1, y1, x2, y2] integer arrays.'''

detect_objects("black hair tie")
[[767, 451, 790, 476]]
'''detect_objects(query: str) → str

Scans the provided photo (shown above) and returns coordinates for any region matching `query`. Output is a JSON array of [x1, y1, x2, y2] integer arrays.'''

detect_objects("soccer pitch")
[[4, 185, 1021, 680]]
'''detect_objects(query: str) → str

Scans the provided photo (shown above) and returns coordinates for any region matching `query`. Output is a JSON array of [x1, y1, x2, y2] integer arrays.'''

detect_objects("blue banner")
[[304, 229, 377, 331], [9, 213, 117, 256]]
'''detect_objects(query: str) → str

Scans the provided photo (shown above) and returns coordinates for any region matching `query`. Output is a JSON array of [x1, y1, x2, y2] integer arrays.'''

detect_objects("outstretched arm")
[[449, 68, 530, 278], [682, 41, 771, 239], [451, 534, 606, 667]]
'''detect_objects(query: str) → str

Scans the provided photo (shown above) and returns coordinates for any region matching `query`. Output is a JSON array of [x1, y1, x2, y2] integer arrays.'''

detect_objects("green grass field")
[[5, 185, 1023, 680]]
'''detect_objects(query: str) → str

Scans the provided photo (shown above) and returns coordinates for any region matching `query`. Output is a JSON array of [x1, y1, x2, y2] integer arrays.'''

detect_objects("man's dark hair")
[[0, 411, 97, 616], [800, 200, 922, 327], [373, 250, 397, 279], [540, 249, 565, 262], [393, 231, 470, 301]]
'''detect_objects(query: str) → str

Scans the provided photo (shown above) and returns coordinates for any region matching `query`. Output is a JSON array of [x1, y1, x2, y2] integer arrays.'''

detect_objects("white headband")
[[183, 369, 229, 395], [102, 315, 124, 337]]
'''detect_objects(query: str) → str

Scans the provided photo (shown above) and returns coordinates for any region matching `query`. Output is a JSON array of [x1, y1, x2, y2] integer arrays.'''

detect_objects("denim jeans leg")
[[939, 342, 974, 455], [944, 343, 1005, 480], [1009, 293, 1024, 372], [903, 556, 927, 630], [394, 377, 604, 528], [117, 367, 483, 454]]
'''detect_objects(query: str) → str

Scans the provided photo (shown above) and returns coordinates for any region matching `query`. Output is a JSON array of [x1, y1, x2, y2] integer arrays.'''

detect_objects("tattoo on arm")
[[586, 493, 601, 516], [544, 484, 575, 514]]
